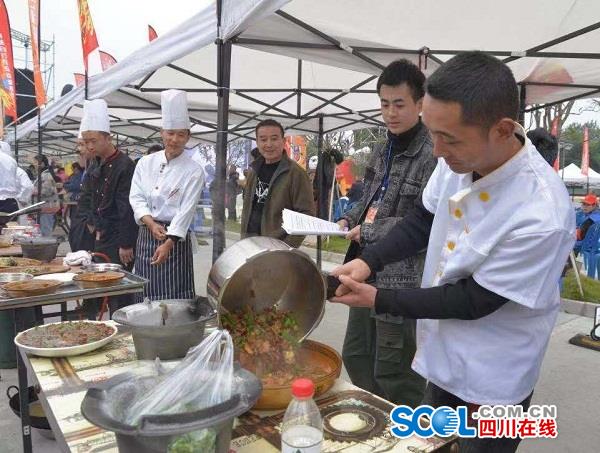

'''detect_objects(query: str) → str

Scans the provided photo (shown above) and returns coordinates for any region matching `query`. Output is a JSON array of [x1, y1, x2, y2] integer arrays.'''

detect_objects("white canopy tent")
[[10, 0, 600, 258], [560, 162, 600, 187]]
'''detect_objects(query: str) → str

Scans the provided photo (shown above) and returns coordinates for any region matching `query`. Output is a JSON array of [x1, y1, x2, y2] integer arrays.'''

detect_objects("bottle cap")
[[291, 378, 315, 398]]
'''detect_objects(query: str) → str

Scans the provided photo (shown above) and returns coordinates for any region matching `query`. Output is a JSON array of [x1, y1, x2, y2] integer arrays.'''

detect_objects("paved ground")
[[0, 235, 598, 452]]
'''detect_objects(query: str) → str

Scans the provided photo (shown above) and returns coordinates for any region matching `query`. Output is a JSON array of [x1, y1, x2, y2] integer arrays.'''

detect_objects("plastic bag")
[[125, 329, 234, 426]]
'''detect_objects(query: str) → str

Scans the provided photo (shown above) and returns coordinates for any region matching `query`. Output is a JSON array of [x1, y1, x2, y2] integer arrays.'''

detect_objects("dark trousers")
[[81, 233, 135, 319], [422, 382, 534, 453], [0, 198, 18, 229], [342, 307, 425, 407]]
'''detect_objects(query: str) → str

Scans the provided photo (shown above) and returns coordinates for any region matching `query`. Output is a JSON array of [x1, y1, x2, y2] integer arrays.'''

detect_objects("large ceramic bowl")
[[15, 321, 118, 357], [252, 339, 342, 410]]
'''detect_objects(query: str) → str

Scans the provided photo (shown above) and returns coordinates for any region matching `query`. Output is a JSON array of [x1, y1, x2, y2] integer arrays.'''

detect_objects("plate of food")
[[2, 279, 63, 298], [34, 272, 77, 286], [14, 321, 118, 357], [73, 271, 125, 289], [0, 257, 42, 268]]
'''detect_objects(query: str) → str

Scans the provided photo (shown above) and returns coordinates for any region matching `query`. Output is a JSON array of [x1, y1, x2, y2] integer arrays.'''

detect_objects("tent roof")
[[11, 0, 600, 147]]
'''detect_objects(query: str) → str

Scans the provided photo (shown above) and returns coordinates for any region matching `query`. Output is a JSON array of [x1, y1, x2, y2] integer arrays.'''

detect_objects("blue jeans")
[[39, 213, 55, 237]]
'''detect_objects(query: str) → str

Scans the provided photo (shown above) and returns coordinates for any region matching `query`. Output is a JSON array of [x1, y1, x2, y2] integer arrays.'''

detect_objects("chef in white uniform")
[[129, 89, 204, 301], [330, 52, 574, 453]]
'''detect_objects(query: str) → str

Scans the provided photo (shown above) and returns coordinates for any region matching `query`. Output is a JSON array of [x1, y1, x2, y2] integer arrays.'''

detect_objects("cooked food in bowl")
[[73, 271, 125, 288], [75, 271, 124, 282], [16, 321, 116, 348], [0, 235, 13, 248]]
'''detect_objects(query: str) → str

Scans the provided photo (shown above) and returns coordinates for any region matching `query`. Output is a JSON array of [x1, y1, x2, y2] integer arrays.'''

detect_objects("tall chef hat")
[[161, 89, 190, 130], [80, 99, 110, 133]]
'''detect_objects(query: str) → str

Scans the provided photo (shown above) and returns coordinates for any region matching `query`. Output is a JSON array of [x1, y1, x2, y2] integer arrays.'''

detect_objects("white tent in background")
[[560, 163, 600, 187]]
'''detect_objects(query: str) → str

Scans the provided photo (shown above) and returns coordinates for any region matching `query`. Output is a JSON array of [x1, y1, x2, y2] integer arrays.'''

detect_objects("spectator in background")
[[32, 155, 60, 236], [55, 166, 68, 183], [226, 165, 241, 221], [64, 163, 84, 201], [527, 127, 558, 166], [336, 59, 436, 407], [241, 119, 314, 247], [346, 178, 365, 206], [313, 147, 344, 219], [146, 143, 163, 155], [576, 193, 600, 244]]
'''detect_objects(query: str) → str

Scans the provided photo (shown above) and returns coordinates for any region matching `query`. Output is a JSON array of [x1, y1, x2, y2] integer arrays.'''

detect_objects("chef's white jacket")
[[130, 150, 205, 239], [415, 134, 575, 405]]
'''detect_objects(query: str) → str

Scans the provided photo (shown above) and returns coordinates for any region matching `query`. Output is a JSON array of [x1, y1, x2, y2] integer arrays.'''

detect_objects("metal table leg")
[[14, 309, 32, 453]]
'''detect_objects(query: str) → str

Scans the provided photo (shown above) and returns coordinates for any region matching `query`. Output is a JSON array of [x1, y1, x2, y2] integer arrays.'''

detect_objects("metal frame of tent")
[[10, 4, 600, 262]]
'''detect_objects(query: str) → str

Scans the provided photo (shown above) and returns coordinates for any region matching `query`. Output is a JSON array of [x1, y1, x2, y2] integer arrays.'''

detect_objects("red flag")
[[74, 73, 85, 87], [0, 0, 16, 118], [27, 0, 46, 106], [77, 0, 99, 71], [582, 127, 590, 176], [148, 25, 158, 42], [99, 50, 117, 71]]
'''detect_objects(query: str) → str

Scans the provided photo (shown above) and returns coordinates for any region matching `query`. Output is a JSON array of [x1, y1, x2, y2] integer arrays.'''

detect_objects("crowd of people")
[[0, 50, 591, 452]]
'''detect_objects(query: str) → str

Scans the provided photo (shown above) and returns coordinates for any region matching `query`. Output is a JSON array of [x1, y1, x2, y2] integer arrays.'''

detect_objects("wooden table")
[[21, 327, 454, 453]]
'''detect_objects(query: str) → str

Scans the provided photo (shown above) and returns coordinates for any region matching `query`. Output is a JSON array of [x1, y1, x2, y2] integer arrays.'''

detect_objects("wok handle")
[[321, 272, 341, 300]]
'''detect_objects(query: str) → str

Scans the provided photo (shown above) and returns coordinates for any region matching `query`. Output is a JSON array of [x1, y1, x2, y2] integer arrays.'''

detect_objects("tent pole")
[[213, 6, 232, 262], [13, 123, 18, 164], [316, 114, 324, 270], [518, 84, 527, 126]]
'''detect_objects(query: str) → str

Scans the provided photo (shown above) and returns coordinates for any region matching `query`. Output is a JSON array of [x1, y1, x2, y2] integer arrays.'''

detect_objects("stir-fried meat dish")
[[221, 306, 330, 386]]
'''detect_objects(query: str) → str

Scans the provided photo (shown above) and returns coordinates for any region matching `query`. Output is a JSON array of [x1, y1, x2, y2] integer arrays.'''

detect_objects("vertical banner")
[[74, 72, 85, 87], [77, 0, 99, 71], [148, 24, 158, 42], [551, 117, 560, 172], [285, 135, 307, 170], [27, 0, 46, 106], [0, 0, 17, 119], [581, 126, 590, 176], [99, 50, 117, 71]]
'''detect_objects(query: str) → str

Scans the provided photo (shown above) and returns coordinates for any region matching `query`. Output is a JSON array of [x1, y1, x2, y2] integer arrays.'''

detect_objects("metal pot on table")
[[207, 236, 327, 341], [113, 297, 217, 360], [19, 237, 60, 262]]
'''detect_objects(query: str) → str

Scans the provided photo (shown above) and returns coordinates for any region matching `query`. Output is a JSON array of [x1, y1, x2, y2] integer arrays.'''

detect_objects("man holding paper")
[[240, 119, 314, 247], [336, 60, 437, 407]]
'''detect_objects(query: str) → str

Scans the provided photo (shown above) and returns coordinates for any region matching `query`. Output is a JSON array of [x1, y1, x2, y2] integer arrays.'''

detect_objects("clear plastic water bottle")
[[281, 378, 323, 452]]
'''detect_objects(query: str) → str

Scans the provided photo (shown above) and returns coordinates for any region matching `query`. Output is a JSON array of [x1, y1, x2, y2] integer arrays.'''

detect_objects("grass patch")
[[310, 236, 350, 254], [561, 270, 600, 304]]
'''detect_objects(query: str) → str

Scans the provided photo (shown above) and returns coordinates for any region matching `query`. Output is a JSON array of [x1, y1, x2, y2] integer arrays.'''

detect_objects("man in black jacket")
[[80, 99, 138, 315]]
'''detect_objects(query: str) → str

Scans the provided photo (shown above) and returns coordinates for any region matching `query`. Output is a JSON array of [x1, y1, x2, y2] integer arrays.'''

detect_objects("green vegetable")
[[168, 429, 216, 453]]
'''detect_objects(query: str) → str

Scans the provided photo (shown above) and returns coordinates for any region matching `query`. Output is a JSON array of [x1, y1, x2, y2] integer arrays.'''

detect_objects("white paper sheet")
[[282, 209, 348, 236]]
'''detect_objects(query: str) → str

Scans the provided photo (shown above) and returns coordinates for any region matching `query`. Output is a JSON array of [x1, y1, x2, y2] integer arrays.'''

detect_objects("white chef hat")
[[161, 89, 190, 130], [81, 99, 110, 133]]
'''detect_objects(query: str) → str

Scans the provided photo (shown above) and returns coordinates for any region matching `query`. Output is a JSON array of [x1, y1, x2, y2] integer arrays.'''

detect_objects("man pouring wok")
[[330, 52, 574, 453]]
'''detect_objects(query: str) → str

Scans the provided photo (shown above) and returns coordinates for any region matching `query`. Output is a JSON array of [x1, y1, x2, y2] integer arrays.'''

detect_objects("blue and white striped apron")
[[134, 224, 195, 302]]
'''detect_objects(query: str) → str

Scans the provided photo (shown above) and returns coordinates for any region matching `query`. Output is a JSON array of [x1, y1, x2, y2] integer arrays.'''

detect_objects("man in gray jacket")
[[337, 59, 436, 407]]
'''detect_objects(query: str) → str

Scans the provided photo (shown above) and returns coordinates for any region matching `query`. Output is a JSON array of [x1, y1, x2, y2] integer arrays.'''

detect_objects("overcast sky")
[[5, 0, 208, 99], [3, 0, 598, 127]]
